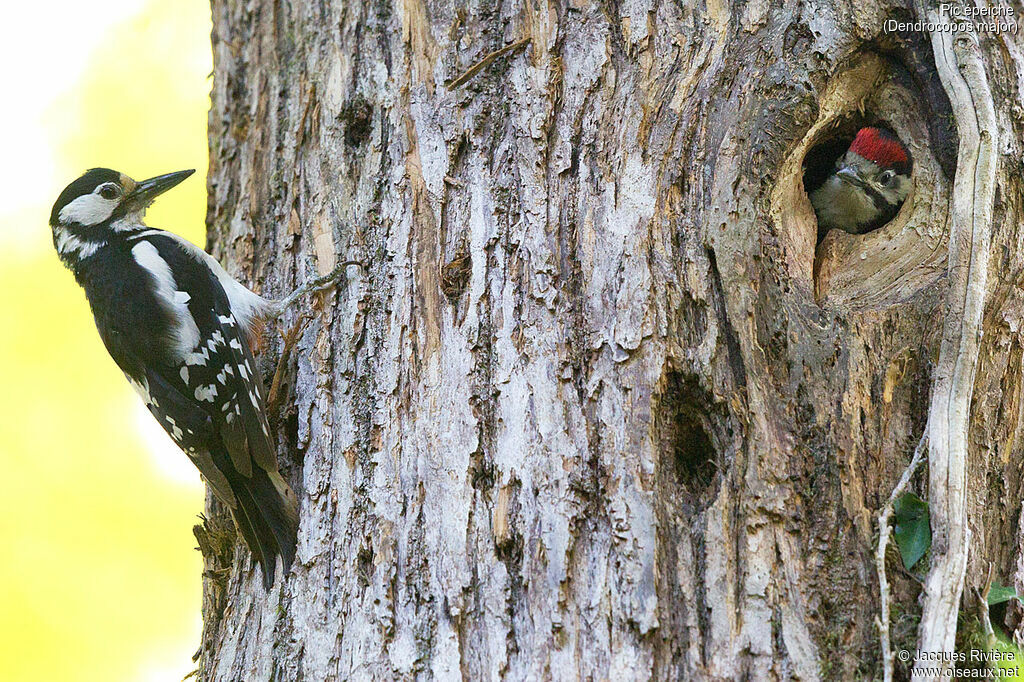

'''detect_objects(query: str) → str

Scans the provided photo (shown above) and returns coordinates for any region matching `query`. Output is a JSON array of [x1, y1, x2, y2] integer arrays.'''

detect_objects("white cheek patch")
[[871, 175, 911, 208], [58, 193, 118, 225], [893, 175, 912, 200]]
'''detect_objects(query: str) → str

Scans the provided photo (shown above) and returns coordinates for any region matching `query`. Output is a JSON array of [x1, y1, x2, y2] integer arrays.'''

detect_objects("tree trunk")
[[196, 0, 1024, 679]]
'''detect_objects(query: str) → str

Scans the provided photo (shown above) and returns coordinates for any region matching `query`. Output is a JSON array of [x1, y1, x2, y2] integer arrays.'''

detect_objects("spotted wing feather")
[[126, 366, 236, 506], [213, 311, 277, 474], [133, 233, 278, 475]]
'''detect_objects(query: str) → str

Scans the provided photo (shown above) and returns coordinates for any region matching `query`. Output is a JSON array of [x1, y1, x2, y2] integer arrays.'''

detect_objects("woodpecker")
[[50, 168, 346, 589], [810, 127, 913, 237]]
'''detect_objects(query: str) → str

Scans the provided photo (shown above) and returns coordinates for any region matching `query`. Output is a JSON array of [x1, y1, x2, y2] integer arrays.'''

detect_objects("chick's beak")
[[125, 169, 195, 210], [835, 165, 867, 188]]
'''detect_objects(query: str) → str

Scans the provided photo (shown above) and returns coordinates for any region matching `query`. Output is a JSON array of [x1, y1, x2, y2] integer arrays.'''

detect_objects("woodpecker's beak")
[[835, 165, 867, 188], [125, 169, 195, 210]]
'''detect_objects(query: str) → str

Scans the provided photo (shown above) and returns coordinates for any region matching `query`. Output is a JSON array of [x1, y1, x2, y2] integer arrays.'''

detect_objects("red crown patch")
[[849, 127, 910, 167]]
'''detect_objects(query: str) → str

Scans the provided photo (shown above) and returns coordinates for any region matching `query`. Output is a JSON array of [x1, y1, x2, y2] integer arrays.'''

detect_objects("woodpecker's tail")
[[229, 467, 299, 590]]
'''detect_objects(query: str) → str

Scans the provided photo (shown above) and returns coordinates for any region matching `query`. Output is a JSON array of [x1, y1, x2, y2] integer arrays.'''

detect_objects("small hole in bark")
[[469, 449, 495, 491], [441, 252, 472, 301], [673, 416, 716, 492], [340, 98, 373, 147], [658, 372, 721, 514], [356, 544, 374, 588]]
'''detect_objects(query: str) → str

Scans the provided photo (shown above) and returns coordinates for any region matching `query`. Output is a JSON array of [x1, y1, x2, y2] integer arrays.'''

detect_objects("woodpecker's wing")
[[122, 231, 278, 489], [124, 364, 237, 505], [114, 230, 298, 587], [127, 342, 298, 588]]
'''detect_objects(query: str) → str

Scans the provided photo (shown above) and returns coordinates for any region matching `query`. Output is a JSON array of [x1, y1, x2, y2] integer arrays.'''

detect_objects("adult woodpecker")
[[810, 126, 913, 237], [50, 168, 346, 588]]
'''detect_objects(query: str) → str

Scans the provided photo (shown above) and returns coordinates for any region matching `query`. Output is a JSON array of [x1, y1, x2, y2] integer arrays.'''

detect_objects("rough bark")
[[914, 4, 998, 674], [195, 0, 1024, 679]]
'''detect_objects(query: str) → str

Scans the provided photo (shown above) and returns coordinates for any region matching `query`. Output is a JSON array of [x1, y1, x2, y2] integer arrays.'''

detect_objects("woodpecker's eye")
[[98, 184, 120, 200], [878, 170, 895, 185]]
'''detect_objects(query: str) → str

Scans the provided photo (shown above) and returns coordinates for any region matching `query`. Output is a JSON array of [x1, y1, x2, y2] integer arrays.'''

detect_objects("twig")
[[973, 562, 995, 645], [447, 38, 531, 89], [876, 429, 929, 682], [267, 311, 313, 420]]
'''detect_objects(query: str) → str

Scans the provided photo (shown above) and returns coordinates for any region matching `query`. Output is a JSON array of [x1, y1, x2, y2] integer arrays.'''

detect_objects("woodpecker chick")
[[50, 168, 346, 589], [810, 127, 913, 237]]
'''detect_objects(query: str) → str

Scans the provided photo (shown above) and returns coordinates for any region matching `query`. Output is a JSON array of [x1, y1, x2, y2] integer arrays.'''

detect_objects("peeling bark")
[[915, 4, 998, 674], [196, 0, 1024, 679]]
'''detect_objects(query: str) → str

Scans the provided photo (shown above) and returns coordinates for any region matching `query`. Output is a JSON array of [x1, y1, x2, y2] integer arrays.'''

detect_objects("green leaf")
[[988, 581, 1023, 606], [893, 493, 931, 570]]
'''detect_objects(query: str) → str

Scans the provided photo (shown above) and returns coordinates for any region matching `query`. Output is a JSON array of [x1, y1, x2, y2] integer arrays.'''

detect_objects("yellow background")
[[1, 1, 212, 679]]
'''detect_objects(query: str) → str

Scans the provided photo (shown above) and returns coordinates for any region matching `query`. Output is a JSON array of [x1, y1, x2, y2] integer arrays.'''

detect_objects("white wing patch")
[[185, 346, 211, 366], [217, 312, 270, 437], [158, 232, 272, 331], [58, 193, 118, 226], [194, 384, 218, 402], [131, 240, 201, 359], [129, 229, 272, 330], [216, 365, 234, 385]]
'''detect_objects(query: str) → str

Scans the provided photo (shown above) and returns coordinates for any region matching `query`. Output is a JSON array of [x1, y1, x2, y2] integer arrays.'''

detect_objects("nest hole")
[[770, 52, 955, 309], [802, 116, 909, 245], [673, 415, 716, 493]]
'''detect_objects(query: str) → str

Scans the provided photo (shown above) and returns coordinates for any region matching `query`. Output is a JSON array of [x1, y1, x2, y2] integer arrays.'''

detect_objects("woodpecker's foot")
[[267, 311, 313, 421], [273, 260, 362, 316]]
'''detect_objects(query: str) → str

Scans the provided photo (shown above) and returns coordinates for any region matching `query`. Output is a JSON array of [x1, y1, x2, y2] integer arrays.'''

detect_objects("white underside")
[[810, 176, 880, 233]]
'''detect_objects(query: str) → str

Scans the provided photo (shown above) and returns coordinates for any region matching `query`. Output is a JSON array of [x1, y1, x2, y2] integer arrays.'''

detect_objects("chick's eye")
[[879, 170, 895, 185], [99, 185, 119, 200]]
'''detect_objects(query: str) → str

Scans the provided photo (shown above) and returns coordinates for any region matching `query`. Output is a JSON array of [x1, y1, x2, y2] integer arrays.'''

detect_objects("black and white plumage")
[[50, 167, 303, 589]]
